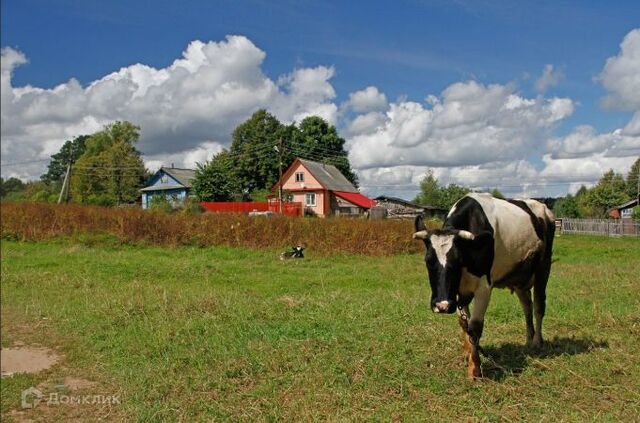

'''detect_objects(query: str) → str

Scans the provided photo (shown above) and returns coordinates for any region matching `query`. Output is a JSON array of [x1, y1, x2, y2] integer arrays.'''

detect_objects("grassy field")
[[1, 235, 639, 421]]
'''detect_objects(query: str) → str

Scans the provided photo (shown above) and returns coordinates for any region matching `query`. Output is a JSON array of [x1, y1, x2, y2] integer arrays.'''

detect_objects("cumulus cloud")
[[537, 28, 640, 186], [535, 64, 564, 93], [347, 80, 573, 169], [1, 36, 337, 179], [599, 28, 640, 110], [2, 31, 638, 199], [343, 86, 387, 113]]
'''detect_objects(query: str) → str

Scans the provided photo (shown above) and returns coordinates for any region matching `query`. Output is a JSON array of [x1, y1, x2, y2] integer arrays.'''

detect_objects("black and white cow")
[[413, 193, 555, 378]]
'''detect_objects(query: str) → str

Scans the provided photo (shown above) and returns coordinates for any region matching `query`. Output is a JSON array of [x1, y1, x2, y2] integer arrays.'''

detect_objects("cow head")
[[413, 215, 492, 314]]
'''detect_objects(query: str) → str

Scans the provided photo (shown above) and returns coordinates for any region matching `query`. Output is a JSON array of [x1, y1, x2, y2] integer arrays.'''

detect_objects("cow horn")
[[413, 230, 429, 240], [457, 230, 475, 240]]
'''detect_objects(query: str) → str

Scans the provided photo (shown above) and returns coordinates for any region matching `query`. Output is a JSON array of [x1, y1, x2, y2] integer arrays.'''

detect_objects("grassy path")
[[1, 235, 639, 421]]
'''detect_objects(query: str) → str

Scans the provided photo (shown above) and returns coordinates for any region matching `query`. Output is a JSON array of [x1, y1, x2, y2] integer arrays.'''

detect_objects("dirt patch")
[[62, 377, 98, 391], [1, 346, 61, 377]]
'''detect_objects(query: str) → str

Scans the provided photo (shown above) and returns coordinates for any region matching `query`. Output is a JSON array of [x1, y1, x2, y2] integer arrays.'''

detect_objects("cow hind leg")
[[515, 287, 535, 346], [532, 267, 550, 348]]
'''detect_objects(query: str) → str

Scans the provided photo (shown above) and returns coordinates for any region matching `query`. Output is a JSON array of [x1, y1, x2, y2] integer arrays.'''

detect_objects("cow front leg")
[[467, 279, 491, 379], [467, 320, 484, 379], [457, 305, 472, 363]]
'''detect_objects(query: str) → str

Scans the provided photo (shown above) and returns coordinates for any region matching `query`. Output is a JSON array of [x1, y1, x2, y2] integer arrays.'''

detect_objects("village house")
[[141, 166, 196, 209], [273, 158, 374, 217], [608, 198, 639, 219]]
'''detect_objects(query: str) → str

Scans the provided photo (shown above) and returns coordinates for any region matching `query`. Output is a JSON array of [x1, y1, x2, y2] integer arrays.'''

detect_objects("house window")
[[295, 172, 304, 182], [160, 175, 168, 184], [305, 193, 316, 207]]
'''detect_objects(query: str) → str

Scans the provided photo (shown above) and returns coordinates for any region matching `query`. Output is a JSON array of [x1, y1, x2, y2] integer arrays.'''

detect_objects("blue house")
[[141, 166, 196, 209]]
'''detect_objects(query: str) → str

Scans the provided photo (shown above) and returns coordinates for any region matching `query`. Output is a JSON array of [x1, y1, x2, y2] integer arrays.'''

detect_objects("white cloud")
[[536, 28, 640, 187], [599, 28, 640, 110], [343, 86, 387, 113], [0, 36, 337, 180], [546, 125, 618, 159], [345, 111, 387, 136], [347, 80, 574, 169], [2, 31, 638, 199], [535, 64, 564, 93]]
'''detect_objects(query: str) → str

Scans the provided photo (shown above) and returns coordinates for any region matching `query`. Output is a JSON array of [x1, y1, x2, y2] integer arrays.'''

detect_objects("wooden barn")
[[374, 196, 447, 219]]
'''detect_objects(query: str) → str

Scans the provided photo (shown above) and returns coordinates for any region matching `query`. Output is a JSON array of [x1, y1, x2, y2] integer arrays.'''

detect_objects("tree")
[[490, 188, 505, 199], [71, 121, 146, 205], [554, 194, 581, 218], [193, 150, 240, 202], [41, 135, 88, 183], [626, 157, 640, 199], [414, 170, 440, 206], [230, 109, 285, 194], [293, 116, 358, 186], [439, 184, 470, 209], [583, 170, 629, 217], [0, 177, 26, 198], [413, 171, 469, 209]]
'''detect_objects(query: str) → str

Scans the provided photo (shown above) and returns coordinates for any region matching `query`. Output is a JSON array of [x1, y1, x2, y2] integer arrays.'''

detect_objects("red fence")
[[201, 200, 302, 217]]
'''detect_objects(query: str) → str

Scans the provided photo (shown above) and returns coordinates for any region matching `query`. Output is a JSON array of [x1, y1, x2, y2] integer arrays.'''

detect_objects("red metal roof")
[[334, 191, 376, 209]]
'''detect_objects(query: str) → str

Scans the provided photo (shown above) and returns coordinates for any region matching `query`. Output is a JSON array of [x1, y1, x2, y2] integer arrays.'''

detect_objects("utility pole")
[[277, 138, 284, 214], [57, 162, 71, 204]]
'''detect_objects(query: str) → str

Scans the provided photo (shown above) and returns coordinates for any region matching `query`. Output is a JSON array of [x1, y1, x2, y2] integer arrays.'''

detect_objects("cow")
[[413, 193, 555, 379]]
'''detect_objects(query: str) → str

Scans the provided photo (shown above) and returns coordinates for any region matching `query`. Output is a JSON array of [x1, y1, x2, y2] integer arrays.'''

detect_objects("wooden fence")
[[558, 218, 639, 237], [201, 200, 302, 217]]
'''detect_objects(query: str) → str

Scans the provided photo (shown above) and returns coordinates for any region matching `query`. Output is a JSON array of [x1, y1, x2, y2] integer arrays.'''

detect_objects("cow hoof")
[[467, 365, 483, 380], [531, 336, 544, 349]]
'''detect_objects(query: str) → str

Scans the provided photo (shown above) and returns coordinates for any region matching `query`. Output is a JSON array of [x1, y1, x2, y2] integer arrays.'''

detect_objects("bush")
[[0, 202, 441, 256]]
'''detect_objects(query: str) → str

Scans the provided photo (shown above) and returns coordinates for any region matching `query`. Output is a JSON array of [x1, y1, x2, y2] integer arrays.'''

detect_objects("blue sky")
[[2, 1, 639, 197]]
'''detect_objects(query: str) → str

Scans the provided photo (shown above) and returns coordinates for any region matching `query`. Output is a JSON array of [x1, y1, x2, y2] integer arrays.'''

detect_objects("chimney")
[[171, 163, 174, 168]]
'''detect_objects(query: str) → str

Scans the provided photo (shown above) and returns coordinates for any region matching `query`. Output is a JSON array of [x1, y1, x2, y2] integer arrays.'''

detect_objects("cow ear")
[[414, 214, 426, 232]]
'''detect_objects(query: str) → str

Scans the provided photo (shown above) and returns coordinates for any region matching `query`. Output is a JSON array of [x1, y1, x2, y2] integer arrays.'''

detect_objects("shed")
[[374, 195, 447, 219], [608, 198, 639, 219]]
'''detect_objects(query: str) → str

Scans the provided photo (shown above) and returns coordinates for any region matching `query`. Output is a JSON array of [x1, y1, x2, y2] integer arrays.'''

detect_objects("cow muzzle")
[[432, 300, 456, 314]]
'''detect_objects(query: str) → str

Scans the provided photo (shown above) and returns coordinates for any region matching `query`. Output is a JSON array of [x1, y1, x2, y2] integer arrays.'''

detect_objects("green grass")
[[1, 235, 639, 421]]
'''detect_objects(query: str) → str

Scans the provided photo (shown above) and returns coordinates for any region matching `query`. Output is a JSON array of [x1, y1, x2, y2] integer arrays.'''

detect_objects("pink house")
[[272, 158, 375, 217]]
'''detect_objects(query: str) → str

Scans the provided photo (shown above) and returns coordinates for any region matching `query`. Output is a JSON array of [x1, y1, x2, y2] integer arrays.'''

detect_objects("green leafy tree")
[[0, 177, 26, 198], [414, 170, 441, 206], [490, 188, 505, 199], [41, 135, 88, 183], [554, 194, 581, 218], [583, 170, 629, 217], [71, 121, 146, 205], [626, 157, 639, 199], [413, 171, 469, 209], [439, 184, 470, 209], [229, 110, 286, 194], [193, 150, 240, 202]]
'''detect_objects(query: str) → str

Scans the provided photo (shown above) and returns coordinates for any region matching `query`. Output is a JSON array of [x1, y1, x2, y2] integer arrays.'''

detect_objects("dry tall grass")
[[1, 202, 438, 255]]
